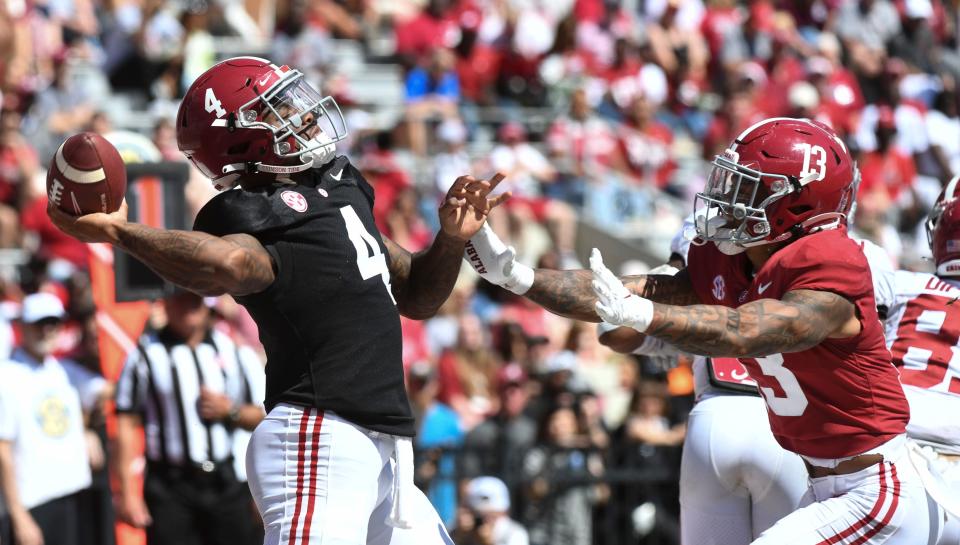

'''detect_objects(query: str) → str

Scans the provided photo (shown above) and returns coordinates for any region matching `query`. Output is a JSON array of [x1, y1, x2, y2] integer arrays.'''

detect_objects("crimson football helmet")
[[694, 118, 857, 253], [176, 56, 347, 190], [925, 174, 959, 247], [927, 174, 960, 276]]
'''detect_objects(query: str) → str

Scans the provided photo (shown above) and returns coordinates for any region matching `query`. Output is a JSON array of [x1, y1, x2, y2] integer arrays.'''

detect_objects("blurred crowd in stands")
[[1, 0, 959, 543]]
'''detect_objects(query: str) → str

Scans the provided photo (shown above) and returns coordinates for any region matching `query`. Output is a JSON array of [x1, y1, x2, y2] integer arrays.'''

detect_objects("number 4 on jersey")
[[340, 205, 396, 304]]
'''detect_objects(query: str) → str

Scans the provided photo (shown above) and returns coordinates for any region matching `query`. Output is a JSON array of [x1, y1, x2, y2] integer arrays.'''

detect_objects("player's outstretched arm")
[[464, 226, 700, 321], [641, 290, 859, 357], [48, 201, 275, 296], [384, 174, 509, 319], [590, 249, 859, 357], [525, 268, 699, 321]]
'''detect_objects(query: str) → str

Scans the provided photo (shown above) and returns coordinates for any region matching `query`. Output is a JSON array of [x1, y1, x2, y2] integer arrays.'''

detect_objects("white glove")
[[464, 223, 534, 295], [590, 248, 653, 332]]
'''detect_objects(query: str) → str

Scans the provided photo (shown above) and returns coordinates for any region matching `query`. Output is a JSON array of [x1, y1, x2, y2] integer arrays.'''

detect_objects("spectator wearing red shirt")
[[757, 33, 810, 116], [453, 19, 501, 106], [806, 49, 866, 136], [645, 0, 709, 79], [599, 38, 669, 114], [357, 131, 413, 234], [386, 187, 432, 253], [613, 94, 675, 190], [702, 90, 767, 160], [436, 314, 500, 430], [546, 88, 618, 207], [0, 106, 37, 248], [490, 122, 579, 268], [394, 0, 461, 65], [538, 15, 597, 102], [786, 81, 834, 129], [400, 316, 433, 374], [19, 196, 90, 272], [858, 107, 917, 204], [699, 0, 741, 69]]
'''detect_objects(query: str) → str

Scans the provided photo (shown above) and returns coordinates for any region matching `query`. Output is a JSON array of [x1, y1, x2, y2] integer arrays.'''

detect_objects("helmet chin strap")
[[802, 212, 846, 233], [260, 132, 338, 175], [731, 211, 848, 250], [255, 157, 315, 174]]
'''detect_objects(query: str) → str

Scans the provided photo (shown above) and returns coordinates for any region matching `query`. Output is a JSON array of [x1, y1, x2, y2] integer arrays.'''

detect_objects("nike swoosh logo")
[[757, 281, 773, 295], [330, 168, 344, 181], [257, 74, 273, 87]]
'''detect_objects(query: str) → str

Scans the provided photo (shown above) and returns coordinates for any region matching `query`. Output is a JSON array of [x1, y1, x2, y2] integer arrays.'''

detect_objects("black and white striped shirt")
[[115, 327, 265, 476]]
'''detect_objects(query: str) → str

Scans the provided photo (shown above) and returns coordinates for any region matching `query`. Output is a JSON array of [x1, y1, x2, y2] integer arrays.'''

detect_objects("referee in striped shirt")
[[114, 291, 265, 545]]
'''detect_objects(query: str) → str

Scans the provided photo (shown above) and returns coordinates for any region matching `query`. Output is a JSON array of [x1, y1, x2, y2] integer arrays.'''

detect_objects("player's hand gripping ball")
[[46, 132, 126, 216]]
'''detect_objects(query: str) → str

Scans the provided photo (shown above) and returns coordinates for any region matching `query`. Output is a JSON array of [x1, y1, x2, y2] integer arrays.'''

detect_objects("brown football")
[[46, 132, 126, 216]]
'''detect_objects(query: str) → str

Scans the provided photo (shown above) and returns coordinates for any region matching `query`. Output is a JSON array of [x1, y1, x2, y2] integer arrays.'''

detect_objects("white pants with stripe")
[[753, 436, 943, 545], [246, 404, 452, 545], [680, 394, 808, 545], [931, 453, 960, 545]]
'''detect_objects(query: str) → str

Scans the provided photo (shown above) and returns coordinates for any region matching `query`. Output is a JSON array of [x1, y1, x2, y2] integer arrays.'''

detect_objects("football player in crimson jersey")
[[47, 57, 508, 545], [598, 214, 808, 545], [868, 175, 960, 545], [465, 117, 944, 544]]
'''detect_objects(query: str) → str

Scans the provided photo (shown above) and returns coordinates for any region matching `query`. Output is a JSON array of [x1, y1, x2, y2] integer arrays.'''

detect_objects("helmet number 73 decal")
[[205, 88, 227, 119], [798, 143, 827, 182]]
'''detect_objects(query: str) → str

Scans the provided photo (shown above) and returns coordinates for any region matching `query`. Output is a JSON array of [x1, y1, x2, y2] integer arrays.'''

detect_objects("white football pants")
[[680, 394, 808, 545], [246, 404, 453, 545], [753, 435, 944, 545], [932, 454, 960, 545]]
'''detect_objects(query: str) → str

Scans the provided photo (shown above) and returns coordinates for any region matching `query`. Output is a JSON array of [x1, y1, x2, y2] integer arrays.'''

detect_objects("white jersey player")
[[869, 176, 960, 544], [598, 214, 808, 545]]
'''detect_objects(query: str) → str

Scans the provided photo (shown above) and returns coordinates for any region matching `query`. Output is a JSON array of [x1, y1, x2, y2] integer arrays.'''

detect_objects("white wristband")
[[503, 261, 534, 296], [465, 223, 534, 295]]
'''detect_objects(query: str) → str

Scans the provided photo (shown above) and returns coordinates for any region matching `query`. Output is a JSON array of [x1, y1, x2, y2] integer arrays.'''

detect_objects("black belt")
[[147, 457, 236, 482]]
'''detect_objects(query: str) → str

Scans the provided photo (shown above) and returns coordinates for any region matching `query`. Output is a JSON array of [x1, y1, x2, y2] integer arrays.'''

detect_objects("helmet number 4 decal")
[[798, 143, 827, 182], [204, 88, 227, 119]]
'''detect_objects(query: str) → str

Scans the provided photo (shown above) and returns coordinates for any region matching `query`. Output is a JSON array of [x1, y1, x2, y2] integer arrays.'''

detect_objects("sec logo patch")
[[712, 274, 725, 301], [281, 190, 308, 213]]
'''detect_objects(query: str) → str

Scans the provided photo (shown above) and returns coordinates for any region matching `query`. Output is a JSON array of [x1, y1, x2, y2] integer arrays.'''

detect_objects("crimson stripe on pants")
[[287, 410, 312, 545], [849, 464, 900, 545], [814, 463, 889, 545], [300, 411, 325, 545]]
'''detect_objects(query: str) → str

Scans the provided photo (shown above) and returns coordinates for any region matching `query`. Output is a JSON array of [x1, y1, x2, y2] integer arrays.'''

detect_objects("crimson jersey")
[[687, 228, 909, 459], [872, 268, 960, 451]]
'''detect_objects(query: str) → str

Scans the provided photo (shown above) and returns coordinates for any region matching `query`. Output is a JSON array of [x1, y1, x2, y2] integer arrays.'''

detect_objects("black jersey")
[[193, 156, 414, 436]]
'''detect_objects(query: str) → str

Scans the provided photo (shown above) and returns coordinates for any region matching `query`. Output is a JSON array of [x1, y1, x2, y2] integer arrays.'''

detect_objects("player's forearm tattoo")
[[115, 224, 274, 296], [645, 289, 855, 357], [383, 232, 464, 319], [525, 269, 598, 321], [525, 268, 701, 321]]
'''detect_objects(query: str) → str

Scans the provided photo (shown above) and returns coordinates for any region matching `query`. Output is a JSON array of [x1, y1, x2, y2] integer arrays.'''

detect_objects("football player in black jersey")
[[48, 57, 508, 545]]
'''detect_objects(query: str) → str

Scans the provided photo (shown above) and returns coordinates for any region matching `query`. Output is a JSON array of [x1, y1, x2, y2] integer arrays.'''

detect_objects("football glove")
[[590, 248, 653, 332]]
